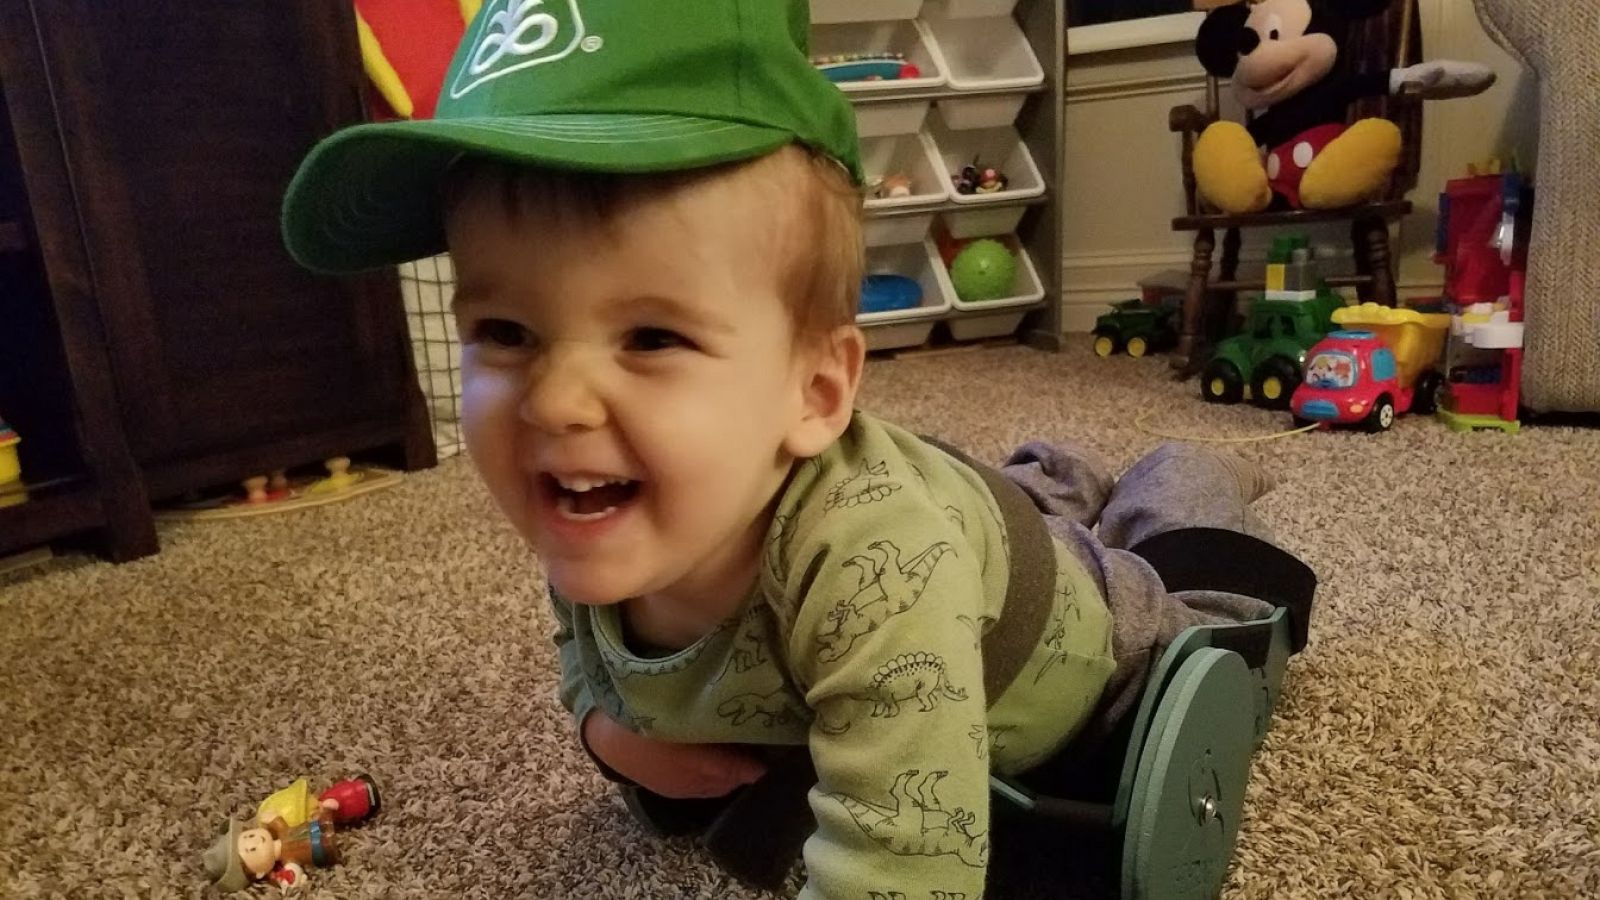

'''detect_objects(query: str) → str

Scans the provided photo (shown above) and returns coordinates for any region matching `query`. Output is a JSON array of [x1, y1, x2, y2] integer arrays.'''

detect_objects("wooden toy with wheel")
[[156, 457, 403, 521], [992, 588, 1308, 898]]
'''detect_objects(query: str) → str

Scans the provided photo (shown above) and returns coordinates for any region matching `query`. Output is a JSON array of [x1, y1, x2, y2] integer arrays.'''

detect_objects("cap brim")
[[283, 114, 794, 274]]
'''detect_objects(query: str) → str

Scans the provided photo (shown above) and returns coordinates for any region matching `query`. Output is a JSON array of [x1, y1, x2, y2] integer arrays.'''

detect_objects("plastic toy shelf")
[[818, 0, 1064, 348], [948, 299, 1048, 319], [870, 194, 1049, 219], [849, 82, 1048, 105], [0, 474, 101, 557]]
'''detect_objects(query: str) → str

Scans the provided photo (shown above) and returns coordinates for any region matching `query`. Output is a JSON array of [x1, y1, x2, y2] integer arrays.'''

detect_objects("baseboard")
[[1056, 250, 1447, 334], [1060, 302, 1112, 334], [1060, 248, 1196, 290]]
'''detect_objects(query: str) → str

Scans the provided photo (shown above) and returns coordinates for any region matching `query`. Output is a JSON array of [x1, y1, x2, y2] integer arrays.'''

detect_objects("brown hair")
[[441, 145, 864, 344]]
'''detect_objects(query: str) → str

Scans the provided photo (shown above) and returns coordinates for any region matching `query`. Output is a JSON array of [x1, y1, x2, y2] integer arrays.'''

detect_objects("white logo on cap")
[[450, 0, 589, 100]]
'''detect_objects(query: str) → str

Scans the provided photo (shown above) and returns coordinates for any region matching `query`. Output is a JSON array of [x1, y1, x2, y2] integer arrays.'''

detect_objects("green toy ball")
[[949, 239, 1017, 303]]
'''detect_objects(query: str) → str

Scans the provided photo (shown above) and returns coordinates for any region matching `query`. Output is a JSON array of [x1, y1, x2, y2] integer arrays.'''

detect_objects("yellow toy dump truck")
[[1290, 303, 1453, 431]]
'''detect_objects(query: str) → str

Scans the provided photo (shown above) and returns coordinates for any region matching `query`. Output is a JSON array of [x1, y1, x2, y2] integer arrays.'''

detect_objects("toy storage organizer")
[[817, 0, 1065, 350]]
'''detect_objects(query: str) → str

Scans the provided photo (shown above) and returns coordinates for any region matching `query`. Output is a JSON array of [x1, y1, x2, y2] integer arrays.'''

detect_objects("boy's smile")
[[546, 473, 639, 521], [444, 155, 860, 640]]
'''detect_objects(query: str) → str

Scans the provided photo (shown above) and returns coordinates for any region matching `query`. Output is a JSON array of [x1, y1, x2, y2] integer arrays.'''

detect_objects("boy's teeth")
[[556, 475, 628, 493], [556, 495, 618, 521]]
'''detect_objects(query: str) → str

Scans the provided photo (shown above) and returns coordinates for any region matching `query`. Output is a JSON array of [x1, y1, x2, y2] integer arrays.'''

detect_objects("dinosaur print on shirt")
[[818, 652, 969, 734], [817, 540, 955, 663], [825, 460, 903, 510], [826, 770, 989, 868]]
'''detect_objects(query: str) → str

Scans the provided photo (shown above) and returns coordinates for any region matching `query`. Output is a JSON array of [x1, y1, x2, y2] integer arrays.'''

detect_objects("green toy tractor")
[[1201, 288, 1344, 409], [1093, 299, 1179, 359]]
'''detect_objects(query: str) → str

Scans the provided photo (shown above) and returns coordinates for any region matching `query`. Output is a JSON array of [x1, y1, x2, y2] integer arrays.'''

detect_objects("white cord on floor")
[[1134, 410, 1318, 444]]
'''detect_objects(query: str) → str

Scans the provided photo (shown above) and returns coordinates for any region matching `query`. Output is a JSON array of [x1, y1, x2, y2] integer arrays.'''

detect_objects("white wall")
[[1058, 0, 1539, 332]]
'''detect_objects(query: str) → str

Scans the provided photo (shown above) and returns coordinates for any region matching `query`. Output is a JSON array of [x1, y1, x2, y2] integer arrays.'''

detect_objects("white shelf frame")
[[828, 0, 1066, 349]]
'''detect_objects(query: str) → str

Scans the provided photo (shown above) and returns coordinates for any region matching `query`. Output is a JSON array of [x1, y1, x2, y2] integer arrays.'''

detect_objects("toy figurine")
[[871, 172, 913, 199], [952, 159, 1007, 195], [203, 776, 380, 892]]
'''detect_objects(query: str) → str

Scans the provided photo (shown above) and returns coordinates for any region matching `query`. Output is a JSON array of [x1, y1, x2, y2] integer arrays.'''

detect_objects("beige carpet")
[[3, 344, 1598, 899]]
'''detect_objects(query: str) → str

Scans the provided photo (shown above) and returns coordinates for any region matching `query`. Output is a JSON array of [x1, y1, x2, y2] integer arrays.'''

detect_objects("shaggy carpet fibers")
[[2, 344, 1597, 899]]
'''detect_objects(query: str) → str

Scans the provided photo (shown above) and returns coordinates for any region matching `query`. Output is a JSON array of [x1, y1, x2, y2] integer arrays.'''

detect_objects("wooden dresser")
[[0, 0, 435, 562]]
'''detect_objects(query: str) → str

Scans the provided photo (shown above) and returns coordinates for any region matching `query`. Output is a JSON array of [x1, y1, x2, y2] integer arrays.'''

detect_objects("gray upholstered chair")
[[1473, 0, 1600, 413]]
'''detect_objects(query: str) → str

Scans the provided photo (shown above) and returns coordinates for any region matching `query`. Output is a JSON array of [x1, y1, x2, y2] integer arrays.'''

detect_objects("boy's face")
[[447, 168, 841, 612]]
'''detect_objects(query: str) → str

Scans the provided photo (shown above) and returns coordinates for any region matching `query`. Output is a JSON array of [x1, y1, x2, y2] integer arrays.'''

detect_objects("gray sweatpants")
[[999, 442, 1276, 752]]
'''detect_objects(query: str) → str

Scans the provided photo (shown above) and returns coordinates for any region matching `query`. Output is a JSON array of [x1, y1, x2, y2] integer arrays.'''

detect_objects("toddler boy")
[[283, 3, 1314, 897]]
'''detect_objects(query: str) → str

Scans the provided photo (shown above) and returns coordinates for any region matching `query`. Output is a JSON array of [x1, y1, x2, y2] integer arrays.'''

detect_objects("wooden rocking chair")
[[1167, 0, 1423, 373]]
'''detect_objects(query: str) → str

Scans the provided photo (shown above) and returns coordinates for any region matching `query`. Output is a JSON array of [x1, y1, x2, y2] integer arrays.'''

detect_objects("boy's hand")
[[582, 711, 767, 799]]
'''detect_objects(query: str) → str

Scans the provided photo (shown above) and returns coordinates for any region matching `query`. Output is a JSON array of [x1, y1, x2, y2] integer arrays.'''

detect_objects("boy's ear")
[[784, 325, 866, 459]]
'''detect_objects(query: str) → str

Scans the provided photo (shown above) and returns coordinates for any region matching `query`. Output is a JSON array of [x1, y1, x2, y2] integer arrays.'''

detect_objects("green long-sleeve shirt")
[[552, 411, 1114, 899]]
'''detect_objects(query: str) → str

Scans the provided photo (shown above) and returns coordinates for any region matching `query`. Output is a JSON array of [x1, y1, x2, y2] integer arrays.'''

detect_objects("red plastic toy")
[[1293, 332, 1409, 431], [1290, 305, 1451, 432], [1433, 168, 1530, 432], [355, 0, 480, 121], [203, 775, 382, 893]]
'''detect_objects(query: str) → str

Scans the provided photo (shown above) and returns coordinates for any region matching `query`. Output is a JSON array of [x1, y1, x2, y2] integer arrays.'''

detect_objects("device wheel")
[[1201, 360, 1245, 404], [1413, 370, 1444, 415], [1251, 357, 1301, 411], [1365, 395, 1397, 433], [1121, 649, 1256, 900]]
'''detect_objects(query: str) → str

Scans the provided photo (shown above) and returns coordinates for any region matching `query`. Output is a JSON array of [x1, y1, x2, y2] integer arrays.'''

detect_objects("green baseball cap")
[[283, 0, 862, 274]]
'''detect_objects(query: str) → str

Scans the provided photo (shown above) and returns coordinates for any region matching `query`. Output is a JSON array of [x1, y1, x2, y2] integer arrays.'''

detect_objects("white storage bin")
[[810, 0, 924, 24], [865, 214, 935, 247], [864, 317, 939, 352], [854, 99, 932, 138], [921, 15, 1043, 92], [923, 0, 1020, 17], [935, 94, 1028, 130], [948, 309, 1028, 341], [861, 132, 947, 211], [927, 120, 1045, 203], [810, 19, 949, 94], [924, 120, 1044, 237], [860, 130, 944, 247], [859, 239, 956, 351], [941, 205, 1027, 240], [946, 236, 1044, 340]]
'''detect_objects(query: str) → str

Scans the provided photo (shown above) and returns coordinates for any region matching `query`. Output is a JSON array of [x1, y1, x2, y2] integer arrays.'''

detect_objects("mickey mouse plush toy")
[[1191, 0, 1494, 214]]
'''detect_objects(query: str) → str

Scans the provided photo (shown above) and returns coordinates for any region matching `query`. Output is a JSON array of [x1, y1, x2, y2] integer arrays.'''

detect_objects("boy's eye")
[[471, 318, 533, 349], [625, 327, 693, 353]]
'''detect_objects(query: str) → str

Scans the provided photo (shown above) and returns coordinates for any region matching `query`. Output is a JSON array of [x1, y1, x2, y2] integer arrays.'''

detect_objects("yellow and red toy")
[[202, 775, 381, 892], [355, 0, 482, 121], [1433, 169, 1530, 433], [1290, 304, 1451, 432]]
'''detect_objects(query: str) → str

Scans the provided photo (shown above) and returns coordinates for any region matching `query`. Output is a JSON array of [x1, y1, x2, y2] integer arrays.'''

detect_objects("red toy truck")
[[1290, 305, 1451, 432]]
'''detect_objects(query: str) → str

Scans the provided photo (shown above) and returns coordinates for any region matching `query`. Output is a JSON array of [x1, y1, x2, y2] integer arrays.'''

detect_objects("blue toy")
[[949, 239, 1017, 303], [812, 52, 921, 84], [859, 274, 923, 314]]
